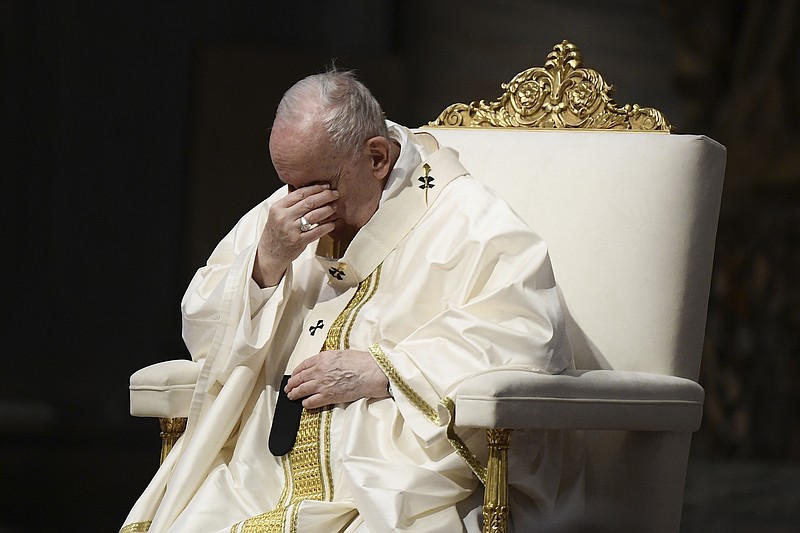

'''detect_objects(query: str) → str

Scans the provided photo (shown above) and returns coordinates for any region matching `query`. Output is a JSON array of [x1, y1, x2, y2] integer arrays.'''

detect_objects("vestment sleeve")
[[180, 190, 293, 384], [367, 180, 572, 443], [248, 278, 278, 316]]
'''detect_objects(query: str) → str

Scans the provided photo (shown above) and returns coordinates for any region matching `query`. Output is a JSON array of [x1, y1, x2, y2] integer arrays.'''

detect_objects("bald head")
[[273, 69, 389, 161], [268, 116, 342, 193], [267, 70, 399, 242]]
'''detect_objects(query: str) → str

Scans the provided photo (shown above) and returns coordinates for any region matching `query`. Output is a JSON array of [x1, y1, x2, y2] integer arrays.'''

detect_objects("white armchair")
[[130, 41, 726, 532]]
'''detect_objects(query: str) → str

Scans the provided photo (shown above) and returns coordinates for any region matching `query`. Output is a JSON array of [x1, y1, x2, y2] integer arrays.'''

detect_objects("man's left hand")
[[285, 350, 391, 409]]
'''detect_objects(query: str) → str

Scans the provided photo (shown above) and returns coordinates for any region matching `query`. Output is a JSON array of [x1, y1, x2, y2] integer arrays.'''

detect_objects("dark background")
[[2, 1, 798, 531]]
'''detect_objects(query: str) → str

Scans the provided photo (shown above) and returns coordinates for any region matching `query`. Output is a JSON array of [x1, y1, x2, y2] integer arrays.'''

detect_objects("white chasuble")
[[121, 123, 584, 533]]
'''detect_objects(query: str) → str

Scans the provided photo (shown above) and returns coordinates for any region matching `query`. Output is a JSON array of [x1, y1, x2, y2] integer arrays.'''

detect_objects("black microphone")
[[268, 374, 305, 456]]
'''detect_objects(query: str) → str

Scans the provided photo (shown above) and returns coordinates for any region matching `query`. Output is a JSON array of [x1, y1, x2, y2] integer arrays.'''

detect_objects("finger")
[[302, 393, 329, 410], [285, 369, 308, 392], [296, 222, 335, 244], [286, 354, 324, 391], [277, 184, 338, 210], [286, 188, 340, 218], [297, 203, 337, 228], [286, 380, 317, 401], [267, 189, 338, 241], [290, 354, 320, 378], [273, 183, 331, 209]]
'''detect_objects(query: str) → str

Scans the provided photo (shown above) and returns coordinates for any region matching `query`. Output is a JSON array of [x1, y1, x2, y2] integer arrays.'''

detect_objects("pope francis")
[[121, 69, 583, 533]]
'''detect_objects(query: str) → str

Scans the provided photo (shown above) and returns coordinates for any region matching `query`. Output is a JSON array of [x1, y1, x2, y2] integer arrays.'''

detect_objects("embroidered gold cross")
[[418, 163, 434, 205]]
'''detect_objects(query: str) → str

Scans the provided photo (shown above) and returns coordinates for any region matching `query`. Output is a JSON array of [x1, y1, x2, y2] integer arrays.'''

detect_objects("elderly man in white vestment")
[[121, 69, 584, 533]]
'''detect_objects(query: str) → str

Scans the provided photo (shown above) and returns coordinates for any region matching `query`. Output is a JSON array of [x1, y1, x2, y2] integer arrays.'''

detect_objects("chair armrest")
[[129, 359, 201, 418], [454, 368, 704, 432]]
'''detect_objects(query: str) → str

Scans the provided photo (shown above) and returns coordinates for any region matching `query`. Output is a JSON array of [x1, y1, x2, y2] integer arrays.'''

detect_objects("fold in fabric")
[[121, 122, 584, 533]]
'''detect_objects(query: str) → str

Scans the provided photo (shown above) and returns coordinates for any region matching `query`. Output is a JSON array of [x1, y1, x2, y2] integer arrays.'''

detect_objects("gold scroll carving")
[[430, 40, 672, 132]]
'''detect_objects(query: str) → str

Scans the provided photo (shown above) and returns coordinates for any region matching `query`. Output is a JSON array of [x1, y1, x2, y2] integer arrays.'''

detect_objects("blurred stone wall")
[[664, 0, 800, 459]]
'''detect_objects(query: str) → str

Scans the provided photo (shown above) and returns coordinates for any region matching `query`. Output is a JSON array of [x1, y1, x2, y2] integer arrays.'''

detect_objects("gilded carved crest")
[[430, 40, 672, 132]]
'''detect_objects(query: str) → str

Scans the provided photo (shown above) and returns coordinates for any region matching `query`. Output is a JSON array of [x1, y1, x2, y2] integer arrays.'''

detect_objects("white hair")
[[275, 68, 389, 160]]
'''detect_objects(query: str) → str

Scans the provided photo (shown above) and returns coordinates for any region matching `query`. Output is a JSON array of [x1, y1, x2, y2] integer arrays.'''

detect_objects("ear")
[[365, 136, 392, 180]]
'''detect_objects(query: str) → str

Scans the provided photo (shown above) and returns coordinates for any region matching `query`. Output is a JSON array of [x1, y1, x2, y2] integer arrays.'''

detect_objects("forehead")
[[269, 120, 342, 186]]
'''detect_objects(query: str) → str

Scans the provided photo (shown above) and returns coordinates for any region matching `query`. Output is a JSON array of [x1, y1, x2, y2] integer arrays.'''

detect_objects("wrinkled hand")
[[285, 349, 390, 409], [253, 184, 339, 287]]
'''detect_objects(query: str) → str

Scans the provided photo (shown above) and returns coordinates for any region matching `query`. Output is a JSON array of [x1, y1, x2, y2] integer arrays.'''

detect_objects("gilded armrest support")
[[483, 428, 512, 533], [158, 417, 187, 464]]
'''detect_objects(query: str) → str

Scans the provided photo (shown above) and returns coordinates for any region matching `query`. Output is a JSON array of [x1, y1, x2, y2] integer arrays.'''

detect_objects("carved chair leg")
[[483, 428, 512, 533], [158, 417, 187, 464]]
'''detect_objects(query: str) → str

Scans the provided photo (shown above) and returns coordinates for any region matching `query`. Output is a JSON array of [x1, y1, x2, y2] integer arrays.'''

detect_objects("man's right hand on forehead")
[[252, 184, 339, 288]]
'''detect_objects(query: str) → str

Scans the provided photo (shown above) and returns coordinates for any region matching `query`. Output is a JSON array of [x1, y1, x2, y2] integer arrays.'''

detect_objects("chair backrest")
[[418, 41, 726, 532], [418, 41, 726, 382]]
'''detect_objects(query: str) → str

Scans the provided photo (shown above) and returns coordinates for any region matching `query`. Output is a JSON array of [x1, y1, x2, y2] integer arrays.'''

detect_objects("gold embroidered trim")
[[287, 407, 331, 529], [322, 395, 335, 505], [343, 267, 381, 349], [232, 452, 297, 532], [119, 522, 151, 533], [442, 396, 487, 484], [234, 267, 382, 532], [234, 407, 330, 531], [277, 454, 291, 512], [233, 507, 284, 532], [368, 343, 439, 424], [325, 265, 381, 353], [368, 344, 488, 484]]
